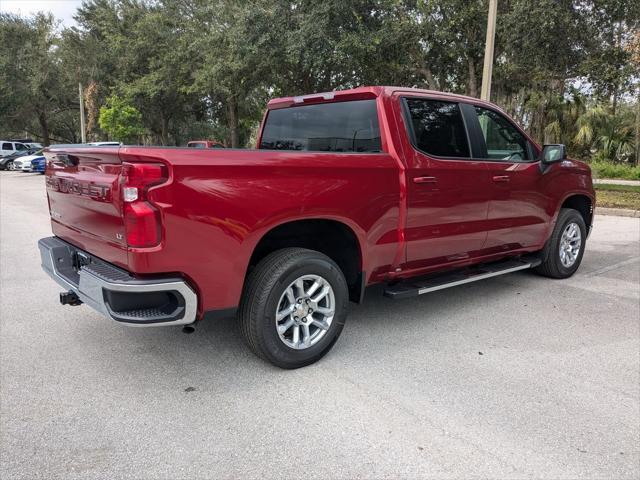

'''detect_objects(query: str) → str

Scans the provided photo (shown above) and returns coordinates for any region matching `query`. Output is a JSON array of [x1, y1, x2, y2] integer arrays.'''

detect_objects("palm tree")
[[574, 105, 636, 163]]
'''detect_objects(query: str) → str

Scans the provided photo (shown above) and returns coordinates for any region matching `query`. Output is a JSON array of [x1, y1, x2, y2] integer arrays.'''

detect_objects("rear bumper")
[[38, 236, 197, 327]]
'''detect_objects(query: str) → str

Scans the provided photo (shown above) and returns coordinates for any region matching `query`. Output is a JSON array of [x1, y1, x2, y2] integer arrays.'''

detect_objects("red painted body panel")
[[44, 86, 595, 319]]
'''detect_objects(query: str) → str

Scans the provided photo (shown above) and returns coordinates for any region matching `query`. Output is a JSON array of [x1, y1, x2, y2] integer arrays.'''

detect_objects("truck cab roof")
[[267, 86, 498, 111]]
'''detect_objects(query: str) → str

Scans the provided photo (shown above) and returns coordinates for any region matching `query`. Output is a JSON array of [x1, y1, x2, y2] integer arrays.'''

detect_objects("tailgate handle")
[[55, 153, 79, 167]]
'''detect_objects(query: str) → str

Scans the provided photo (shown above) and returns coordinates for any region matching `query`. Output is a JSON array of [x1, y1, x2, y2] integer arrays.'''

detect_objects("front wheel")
[[535, 208, 587, 279], [239, 248, 349, 369]]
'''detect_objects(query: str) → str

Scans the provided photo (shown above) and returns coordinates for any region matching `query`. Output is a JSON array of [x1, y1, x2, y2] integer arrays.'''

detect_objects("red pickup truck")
[[39, 86, 595, 368]]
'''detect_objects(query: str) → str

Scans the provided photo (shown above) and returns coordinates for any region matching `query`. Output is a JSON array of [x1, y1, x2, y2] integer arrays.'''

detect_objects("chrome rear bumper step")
[[383, 256, 541, 300], [38, 236, 197, 327]]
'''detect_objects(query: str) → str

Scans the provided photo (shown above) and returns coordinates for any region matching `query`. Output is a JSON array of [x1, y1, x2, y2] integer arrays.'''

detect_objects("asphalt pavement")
[[1, 172, 639, 479]]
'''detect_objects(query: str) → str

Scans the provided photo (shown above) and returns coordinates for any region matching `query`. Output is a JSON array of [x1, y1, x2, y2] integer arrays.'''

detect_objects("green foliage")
[[588, 160, 640, 180], [594, 183, 640, 193], [574, 103, 637, 162], [0, 13, 80, 145], [98, 96, 144, 143], [0, 0, 638, 160]]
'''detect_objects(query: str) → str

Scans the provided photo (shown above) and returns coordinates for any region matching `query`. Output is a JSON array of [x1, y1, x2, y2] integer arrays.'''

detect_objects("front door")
[[401, 97, 493, 271], [470, 105, 551, 252]]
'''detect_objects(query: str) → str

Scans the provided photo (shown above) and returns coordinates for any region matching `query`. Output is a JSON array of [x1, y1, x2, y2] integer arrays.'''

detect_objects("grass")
[[594, 184, 640, 210], [588, 161, 640, 180], [594, 183, 640, 193]]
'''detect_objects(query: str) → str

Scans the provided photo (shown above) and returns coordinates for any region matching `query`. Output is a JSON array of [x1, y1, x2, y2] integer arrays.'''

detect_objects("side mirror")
[[540, 144, 567, 164]]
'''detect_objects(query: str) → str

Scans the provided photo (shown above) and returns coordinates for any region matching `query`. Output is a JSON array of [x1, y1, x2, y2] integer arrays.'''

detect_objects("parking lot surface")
[[1, 172, 639, 479]]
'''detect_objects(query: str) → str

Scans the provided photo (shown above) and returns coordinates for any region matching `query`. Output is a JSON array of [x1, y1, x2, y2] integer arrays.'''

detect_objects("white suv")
[[0, 141, 29, 157]]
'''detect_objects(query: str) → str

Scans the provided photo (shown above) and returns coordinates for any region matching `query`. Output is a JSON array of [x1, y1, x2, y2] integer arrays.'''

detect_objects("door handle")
[[414, 176, 438, 184], [492, 175, 510, 183]]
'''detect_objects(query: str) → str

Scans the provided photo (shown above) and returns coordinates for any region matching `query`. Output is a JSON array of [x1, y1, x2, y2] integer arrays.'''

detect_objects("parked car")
[[187, 140, 225, 148], [38, 86, 595, 369], [0, 147, 40, 170], [13, 157, 33, 172], [31, 156, 46, 174], [14, 150, 44, 172], [0, 141, 29, 157], [25, 142, 43, 149]]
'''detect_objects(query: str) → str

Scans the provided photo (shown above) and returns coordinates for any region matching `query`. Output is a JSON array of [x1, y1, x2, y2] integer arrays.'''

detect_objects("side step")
[[384, 256, 541, 300]]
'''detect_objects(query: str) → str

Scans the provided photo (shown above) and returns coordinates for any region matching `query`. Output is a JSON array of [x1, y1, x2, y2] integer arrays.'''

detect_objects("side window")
[[16, 143, 27, 151], [2, 143, 12, 150], [405, 98, 470, 158], [475, 107, 529, 161]]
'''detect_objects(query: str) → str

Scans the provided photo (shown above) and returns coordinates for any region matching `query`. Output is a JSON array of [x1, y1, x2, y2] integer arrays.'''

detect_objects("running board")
[[384, 256, 542, 300]]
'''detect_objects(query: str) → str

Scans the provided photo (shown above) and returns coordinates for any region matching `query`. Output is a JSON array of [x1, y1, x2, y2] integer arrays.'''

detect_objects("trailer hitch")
[[59, 290, 82, 306]]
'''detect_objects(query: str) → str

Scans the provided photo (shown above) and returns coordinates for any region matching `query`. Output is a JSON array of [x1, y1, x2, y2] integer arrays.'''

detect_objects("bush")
[[588, 161, 640, 180], [98, 96, 145, 144]]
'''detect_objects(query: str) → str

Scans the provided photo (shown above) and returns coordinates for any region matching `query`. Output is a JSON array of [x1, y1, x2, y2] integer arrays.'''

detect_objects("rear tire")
[[239, 248, 349, 369], [535, 208, 586, 279]]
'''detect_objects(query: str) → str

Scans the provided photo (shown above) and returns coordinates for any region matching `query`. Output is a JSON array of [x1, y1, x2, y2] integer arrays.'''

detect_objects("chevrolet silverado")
[[39, 86, 595, 368]]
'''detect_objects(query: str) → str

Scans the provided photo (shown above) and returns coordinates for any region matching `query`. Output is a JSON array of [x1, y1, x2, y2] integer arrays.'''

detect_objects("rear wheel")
[[535, 208, 586, 279], [239, 248, 348, 369]]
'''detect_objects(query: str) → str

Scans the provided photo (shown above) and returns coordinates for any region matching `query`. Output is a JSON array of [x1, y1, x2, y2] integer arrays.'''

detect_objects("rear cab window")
[[403, 98, 470, 158], [260, 99, 381, 153]]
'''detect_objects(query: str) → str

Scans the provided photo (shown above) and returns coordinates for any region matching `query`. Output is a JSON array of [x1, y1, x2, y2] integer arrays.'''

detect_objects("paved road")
[[1, 172, 639, 479]]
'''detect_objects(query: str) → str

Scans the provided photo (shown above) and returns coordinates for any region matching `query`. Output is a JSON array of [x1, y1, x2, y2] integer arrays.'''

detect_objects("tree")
[[574, 104, 636, 162], [1, 0, 638, 158], [179, 0, 277, 147], [0, 13, 79, 144], [98, 95, 144, 143]]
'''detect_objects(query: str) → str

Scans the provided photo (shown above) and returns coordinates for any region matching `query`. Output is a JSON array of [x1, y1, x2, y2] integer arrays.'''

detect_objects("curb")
[[596, 207, 640, 218], [593, 179, 640, 186]]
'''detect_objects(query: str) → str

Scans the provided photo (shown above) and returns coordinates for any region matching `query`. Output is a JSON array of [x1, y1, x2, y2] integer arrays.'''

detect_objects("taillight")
[[121, 162, 168, 248]]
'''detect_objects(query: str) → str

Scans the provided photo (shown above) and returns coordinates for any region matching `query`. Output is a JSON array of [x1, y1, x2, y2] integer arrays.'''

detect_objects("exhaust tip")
[[182, 324, 196, 334]]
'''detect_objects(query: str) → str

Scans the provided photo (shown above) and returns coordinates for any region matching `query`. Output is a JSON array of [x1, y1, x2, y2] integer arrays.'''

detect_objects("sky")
[[0, 0, 83, 27]]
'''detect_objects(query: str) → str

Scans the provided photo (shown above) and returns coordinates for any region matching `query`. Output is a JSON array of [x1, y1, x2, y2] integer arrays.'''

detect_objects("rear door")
[[465, 105, 550, 251], [401, 96, 493, 270]]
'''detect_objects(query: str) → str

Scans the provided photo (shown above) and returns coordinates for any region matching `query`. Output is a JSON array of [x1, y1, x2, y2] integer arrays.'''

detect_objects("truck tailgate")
[[45, 146, 128, 267]]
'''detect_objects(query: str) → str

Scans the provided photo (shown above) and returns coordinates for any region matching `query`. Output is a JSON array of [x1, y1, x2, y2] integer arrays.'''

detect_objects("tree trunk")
[[227, 95, 239, 148], [467, 58, 478, 98], [38, 110, 50, 146], [160, 115, 169, 146], [418, 67, 438, 90]]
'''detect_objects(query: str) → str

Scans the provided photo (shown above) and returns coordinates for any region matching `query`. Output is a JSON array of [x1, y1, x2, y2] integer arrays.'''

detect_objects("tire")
[[5, 161, 13, 171], [239, 248, 349, 369], [535, 208, 587, 279]]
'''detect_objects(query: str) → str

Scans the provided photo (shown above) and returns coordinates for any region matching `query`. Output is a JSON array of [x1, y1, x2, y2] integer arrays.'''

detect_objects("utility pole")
[[636, 88, 640, 166], [480, 0, 498, 101], [79, 82, 86, 143]]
